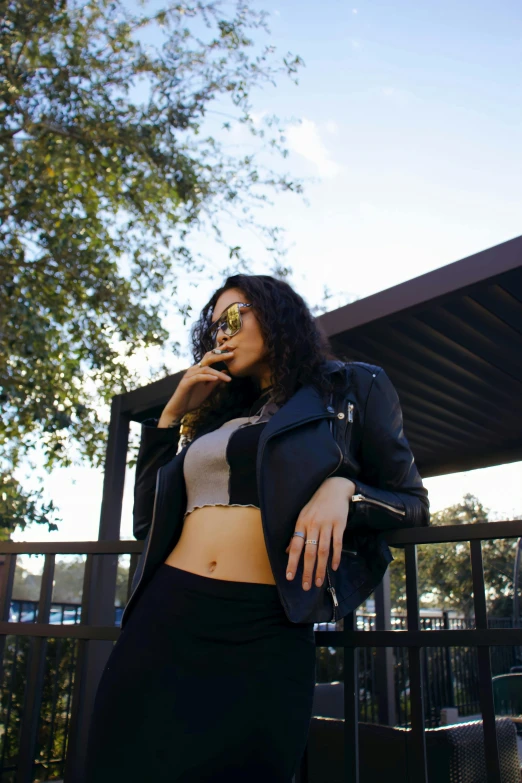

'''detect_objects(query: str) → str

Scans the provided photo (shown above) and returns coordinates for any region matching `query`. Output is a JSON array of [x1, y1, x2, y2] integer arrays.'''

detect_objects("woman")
[[85, 274, 429, 782]]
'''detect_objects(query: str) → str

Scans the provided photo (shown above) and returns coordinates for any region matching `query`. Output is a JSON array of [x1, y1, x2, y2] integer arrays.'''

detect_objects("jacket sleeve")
[[133, 418, 182, 540], [346, 368, 430, 532]]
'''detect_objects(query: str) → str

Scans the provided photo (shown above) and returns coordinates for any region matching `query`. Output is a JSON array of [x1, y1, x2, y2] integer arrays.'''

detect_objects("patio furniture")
[[303, 717, 521, 783], [493, 674, 522, 732], [312, 681, 344, 720]]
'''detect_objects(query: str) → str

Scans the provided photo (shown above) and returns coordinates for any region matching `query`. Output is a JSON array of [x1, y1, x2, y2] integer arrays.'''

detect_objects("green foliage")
[[0, 0, 304, 533], [0, 473, 59, 537], [389, 493, 518, 617]]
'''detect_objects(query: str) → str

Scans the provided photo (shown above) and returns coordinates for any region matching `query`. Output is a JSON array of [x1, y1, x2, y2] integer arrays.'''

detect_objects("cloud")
[[286, 118, 341, 178], [324, 120, 339, 136]]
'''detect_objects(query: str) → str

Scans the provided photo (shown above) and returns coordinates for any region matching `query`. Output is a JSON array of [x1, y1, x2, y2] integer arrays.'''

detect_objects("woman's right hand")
[[158, 348, 235, 426]]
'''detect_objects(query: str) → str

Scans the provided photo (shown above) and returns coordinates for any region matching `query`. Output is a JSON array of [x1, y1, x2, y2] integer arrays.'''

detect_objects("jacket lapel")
[[258, 382, 334, 450]]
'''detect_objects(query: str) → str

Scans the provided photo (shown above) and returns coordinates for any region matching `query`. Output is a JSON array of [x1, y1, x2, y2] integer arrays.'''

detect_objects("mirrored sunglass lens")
[[225, 303, 241, 334], [209, 303, 241, 340]]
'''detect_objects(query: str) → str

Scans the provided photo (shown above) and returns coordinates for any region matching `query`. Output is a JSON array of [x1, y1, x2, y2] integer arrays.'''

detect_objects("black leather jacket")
[[120, 360, 429, 629]]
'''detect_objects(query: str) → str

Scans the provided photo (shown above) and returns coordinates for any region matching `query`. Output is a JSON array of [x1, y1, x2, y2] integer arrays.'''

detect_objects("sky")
[[12, 0, 522, 571]]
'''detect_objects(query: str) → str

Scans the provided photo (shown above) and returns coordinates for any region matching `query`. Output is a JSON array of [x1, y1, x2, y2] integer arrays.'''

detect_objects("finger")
[[331, 526, 344, 571], [196, 373, 231, 385], [302, 526, 320, 591], [313, 527, 333, 588], [188, 367, 231, 383], [190, 350, 234, 373], [285, 533, 305, 581]]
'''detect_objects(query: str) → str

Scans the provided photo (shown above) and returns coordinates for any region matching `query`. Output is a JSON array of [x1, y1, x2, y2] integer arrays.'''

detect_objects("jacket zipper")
[[121, 467, 164, 626], [257, 410, 342, 620], [322, 437, 343, 623], [326, 439, 344, 479], [351, 493, 406, 516], [325, 564, 338, 623], [322, 398, 354, 623]]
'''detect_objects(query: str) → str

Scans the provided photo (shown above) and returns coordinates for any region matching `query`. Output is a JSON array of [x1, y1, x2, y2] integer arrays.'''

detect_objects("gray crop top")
[[183, 398, 279, 518], [183, 388, 350, 518]]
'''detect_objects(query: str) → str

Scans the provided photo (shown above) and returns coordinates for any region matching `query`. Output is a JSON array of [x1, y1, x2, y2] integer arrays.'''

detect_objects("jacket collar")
[[187, 360, 346, 450], [259, 360, 345, 446]]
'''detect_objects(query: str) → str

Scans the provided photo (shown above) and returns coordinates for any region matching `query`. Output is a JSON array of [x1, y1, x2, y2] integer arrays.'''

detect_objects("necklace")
[[245, 385, 274, 421], [245, 386, 273, 424]]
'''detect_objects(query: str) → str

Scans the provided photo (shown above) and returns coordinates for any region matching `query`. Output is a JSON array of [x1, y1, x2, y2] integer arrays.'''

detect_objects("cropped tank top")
[[183, 389, 278, 518]]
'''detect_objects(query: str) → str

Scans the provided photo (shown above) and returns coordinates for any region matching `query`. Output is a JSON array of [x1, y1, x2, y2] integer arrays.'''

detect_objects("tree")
[[0, 473, 60, 539], [388, 494, 518, 618], [0, 0, 304, 533]]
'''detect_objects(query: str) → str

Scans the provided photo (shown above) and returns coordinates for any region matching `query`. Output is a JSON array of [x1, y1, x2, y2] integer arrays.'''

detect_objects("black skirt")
[[85, 563, 317, 783]]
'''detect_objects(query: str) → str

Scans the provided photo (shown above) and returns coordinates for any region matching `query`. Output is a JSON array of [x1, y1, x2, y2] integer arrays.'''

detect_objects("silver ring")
[[212, 348, 223, 354], [198, 361, 203, 367], [305, 539, 318, 545], [292, 532, 305, 539]]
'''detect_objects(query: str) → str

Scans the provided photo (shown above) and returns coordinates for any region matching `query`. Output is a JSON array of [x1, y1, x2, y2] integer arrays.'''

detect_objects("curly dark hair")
[[180, 274, 343, 443]]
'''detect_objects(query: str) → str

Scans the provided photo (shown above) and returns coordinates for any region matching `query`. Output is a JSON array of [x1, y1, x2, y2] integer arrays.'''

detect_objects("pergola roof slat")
[[393, 317, 521, 401], [339, 333, 514, 414], [468, 287, 522, 334], [418, 308, 521, 383], [322, 235, 522, 475]]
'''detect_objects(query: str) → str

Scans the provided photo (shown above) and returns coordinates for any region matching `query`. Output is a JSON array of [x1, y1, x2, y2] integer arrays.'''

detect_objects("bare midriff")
[[163, 505, 276, 585]]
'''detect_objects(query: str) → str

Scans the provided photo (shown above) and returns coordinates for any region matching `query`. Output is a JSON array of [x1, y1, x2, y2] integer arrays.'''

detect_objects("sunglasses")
[[206, 302, 253, 345]]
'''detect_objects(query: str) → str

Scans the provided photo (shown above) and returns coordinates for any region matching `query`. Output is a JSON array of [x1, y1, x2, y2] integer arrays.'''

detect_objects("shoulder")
[[323, 359, 385, 389], [346, 360, 383, 379], [322, 361, 402, 426]]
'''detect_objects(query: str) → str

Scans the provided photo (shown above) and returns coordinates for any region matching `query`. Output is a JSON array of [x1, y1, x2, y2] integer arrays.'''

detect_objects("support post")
[[374, 569, 397, 726], [344, 611, 359, 782], [64, 396, 129, 783], [442, 611, 455, 708]]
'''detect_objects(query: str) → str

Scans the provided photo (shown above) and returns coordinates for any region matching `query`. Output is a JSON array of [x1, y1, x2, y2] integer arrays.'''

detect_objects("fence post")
[[405, 544, 428, 783], [344, 611, 359, 783], [0, 554, 16, 693], [374, 570, 397, 726], [442, 611, 455, 708], [17, 555, 55, 782], [64, 396, 129, 783], [470, 539, 501, 783], [513, 537, 522, 628]]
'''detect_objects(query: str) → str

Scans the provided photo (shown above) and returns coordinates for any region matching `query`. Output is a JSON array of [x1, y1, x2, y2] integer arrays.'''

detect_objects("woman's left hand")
[[285, 477, 356, 590]]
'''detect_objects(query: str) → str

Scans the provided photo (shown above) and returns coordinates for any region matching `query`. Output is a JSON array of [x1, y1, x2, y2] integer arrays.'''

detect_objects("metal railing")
[[0, 541, 141, 783], [10, 598, 520, 738], [0, 520, 521, 782], [308, 519, 522, 783]]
